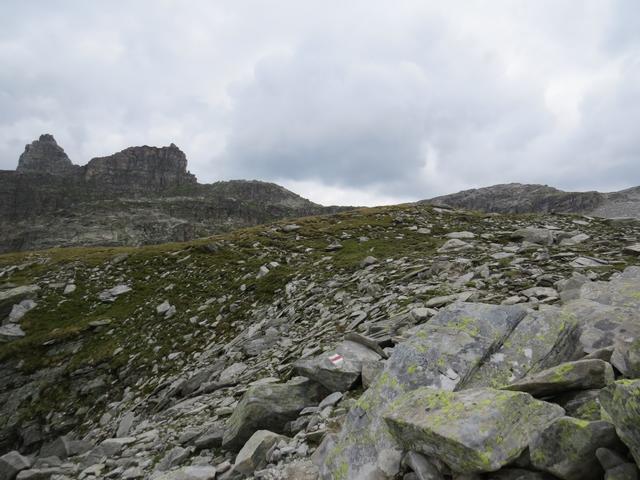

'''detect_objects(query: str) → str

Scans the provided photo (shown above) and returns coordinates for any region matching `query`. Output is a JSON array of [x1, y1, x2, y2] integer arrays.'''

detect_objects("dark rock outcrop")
[[16, 135, 78, 176], [0, 135, 346, 253]]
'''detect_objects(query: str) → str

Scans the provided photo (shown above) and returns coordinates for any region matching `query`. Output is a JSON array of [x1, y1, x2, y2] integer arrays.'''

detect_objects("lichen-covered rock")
[[318, 303, 527, 480], [222, 377, 326, 451], [510, 227, 555, 245], [574, 266, 640, 309], [560, 300, 640, 356], [554, 389, 603, 420], [466, 307, 580, 388], [503, 359, 615, 397], [294, 340, 381, 392], [600, 380, 640, 466], [610, 338, 640, 379], [485, 469, 555, 479], [529, 417, 623, 480], [383, 388, 564, 474]]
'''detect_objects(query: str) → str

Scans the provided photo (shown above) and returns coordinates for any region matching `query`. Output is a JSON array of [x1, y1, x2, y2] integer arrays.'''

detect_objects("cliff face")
[[84, 144, 197, 194], [0, 135, 343, 253]]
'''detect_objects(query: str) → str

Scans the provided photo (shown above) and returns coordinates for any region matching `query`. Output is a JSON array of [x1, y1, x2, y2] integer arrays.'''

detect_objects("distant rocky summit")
[[425, 182, 640, 218], [0, 135, 344, 253]]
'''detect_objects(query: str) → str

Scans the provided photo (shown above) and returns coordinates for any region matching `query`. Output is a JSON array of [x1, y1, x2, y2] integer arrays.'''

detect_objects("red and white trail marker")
[[329, 353, 344, 367]]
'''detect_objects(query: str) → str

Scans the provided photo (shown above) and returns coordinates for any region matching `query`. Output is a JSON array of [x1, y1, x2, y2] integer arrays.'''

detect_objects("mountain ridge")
[[424, 182, 640, 218], [0, 135, 347, 253]]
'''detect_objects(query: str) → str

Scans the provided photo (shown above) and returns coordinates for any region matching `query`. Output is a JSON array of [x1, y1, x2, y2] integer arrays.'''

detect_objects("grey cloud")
[[1, 1, 640, 204]]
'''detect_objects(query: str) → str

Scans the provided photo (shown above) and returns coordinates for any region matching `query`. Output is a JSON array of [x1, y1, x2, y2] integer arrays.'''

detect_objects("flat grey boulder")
[[573, 266, 640, 309], [600, 380, 640, 466], [530, 416, 623, 480], [0, 451, 32, 480], [222, 377, 326, 451], [384, 388, 564, 474], [294, 340, 381, 392], [511, 228, 555, 245], [98, 284, 131, 302], [503, 359, 615, 397], [319, 303, 527, 480], [611, 337, 640, 379]]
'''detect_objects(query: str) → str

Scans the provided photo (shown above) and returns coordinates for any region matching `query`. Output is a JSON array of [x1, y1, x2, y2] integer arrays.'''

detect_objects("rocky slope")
[[425, 182, 640, 218], [1, 203, 640, 479], [0, 135, 344, 253]]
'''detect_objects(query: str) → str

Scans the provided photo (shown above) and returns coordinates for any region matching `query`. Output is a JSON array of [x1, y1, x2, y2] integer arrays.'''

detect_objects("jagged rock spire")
[[16, 134, 77, 175]]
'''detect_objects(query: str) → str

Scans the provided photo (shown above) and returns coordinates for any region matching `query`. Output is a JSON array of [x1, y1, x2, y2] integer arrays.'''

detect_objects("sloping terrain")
[[1, 204, 640, 479], [426, 182, 640, 219]]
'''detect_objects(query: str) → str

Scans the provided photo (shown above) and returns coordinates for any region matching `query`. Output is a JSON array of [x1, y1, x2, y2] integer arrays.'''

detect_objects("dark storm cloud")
[[1, 1, 639, 205]]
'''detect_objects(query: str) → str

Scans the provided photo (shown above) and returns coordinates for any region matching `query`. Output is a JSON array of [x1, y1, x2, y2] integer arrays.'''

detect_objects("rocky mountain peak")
[[83, 143, 197, 193], [16, 134, 77, 175]]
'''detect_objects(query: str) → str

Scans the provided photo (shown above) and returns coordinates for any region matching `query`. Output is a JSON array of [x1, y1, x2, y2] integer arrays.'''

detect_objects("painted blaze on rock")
[[383, 387, 564, 474]]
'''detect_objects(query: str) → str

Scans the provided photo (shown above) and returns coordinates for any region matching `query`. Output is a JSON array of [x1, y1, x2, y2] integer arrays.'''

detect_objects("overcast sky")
[[1, 1, 639, 205]]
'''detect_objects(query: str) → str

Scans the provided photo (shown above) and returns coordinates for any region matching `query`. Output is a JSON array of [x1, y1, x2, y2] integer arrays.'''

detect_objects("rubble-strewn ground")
[[1, 203, 640, 479]]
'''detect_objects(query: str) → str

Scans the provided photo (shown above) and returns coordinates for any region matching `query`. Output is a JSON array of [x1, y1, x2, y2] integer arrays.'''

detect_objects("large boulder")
[[466, 307, 580, 388], [503, 359, 615, 397], [573, 266, 640, 309], [233, 430, 289, 476], [318, 302, 527, 480], [383, 388, 564, 474], [0, 451, 31, 480], [294, 340, 381, 392], [560, 299, 640, 356], [222, 377, 326, 451], [600, 380, 640, 465], [530, 417, 623, 480], [510, 228, 555, 245]]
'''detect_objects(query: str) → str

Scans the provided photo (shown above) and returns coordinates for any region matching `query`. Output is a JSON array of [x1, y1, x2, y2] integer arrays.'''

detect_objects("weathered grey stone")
[[574, 267, 640, 309], [157, 446, 190, 471], [97, 284, 131, 302], [554, 389, 602, 420], [600, 380, 640, 466], [0, 451, 31, 480], [511, 228, 554, 245], [39, 435, 91, 460], [467, 307, 580, 389], [384, 388, 563, 474], [294, 340, 381, 392], [319, 303, 527, 480], [402, 451, 444, 480], [503, 359, 615, 397], [561, 299, 640, 356], [222, 377, 326, 451], [611, 338, 640, 379], [116, 411, 136, 438], [0, 324, 25, 342], [233, 430, 289, 475], [153, 466, 217, 480], [437, 239, 473, 253], [0, 285, 40, 320], [596, 447, 629, 470], [605, 464, 639, 480], [530, 416, 623, 480]]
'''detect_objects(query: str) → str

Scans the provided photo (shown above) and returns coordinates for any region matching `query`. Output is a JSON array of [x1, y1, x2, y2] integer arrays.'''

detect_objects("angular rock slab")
[[233, 430, 289, 475], [466, 307, 580, 389], [222, 377, 326, 451], [560, 299, 640, 355], [600, 380, 640, 466], [575, 267, 640, 310], [503, 359, 615, 397], [0, 451, 31, 480], [319, 302, 527, 480], [530, 417, 623, 480], [0, 285, 40, 320], [294, 340, 381, 392], [384, 388, 564, 474]]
